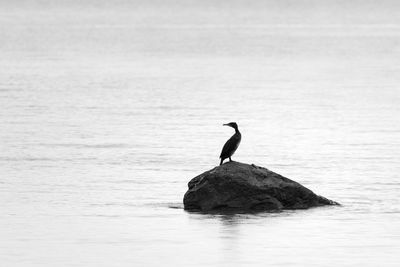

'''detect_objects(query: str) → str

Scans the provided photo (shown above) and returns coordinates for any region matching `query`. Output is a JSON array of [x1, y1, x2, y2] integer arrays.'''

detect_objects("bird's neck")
[[234, 128, 240, 134]]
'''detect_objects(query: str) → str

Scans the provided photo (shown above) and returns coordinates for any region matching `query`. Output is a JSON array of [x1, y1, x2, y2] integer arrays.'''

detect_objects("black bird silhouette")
[[219, 122, 241, 165]]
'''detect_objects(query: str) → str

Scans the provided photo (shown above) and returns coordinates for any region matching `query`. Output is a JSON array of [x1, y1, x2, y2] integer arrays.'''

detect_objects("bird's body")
[[220, 122, 241, 165]]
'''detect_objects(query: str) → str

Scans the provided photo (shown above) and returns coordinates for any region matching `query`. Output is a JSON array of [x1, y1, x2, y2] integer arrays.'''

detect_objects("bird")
[[219, 122, 241, 165]]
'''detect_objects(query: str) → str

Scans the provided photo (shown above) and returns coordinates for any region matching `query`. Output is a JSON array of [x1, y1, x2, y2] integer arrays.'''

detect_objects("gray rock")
[[183, 162, 339, 212]]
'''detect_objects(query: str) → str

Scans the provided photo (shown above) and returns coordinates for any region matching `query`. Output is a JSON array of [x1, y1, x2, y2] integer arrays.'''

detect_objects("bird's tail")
[[220, 158, 223, 166]]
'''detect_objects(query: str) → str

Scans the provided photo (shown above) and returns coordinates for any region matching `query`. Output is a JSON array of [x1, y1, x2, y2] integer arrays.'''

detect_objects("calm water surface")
[[1, 1, 400, 266]]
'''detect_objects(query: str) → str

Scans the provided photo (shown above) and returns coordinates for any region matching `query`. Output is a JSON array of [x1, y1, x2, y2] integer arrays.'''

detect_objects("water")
[[1, 1, 400, 266]]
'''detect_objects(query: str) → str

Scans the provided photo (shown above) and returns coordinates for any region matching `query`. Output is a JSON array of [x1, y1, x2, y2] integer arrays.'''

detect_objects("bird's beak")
[[223, 124, 228, 126]]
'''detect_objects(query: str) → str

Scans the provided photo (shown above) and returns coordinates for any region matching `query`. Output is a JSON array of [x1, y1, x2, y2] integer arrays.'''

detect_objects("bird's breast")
[[233, 134, 241, 150]]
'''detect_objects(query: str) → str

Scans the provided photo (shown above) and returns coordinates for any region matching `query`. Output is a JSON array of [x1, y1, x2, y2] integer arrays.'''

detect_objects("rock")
[[183, 162, 339, 212]]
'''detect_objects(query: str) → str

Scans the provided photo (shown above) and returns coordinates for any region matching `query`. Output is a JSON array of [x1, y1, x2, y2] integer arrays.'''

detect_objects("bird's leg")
[[229, 157, 232, 162]]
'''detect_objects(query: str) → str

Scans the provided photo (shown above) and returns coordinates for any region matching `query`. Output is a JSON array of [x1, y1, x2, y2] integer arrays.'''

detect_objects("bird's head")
[[223, 122, 238, 130]]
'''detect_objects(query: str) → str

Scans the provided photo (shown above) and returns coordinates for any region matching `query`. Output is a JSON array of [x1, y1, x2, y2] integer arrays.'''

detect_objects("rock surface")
[[183, 162, 339, 212]]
